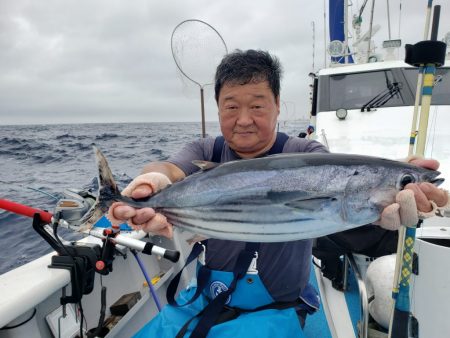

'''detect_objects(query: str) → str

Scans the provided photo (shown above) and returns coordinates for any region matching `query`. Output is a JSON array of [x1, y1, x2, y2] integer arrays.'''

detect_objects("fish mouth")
[[423, 169, 444, 187], [430, 177, 445, 187]]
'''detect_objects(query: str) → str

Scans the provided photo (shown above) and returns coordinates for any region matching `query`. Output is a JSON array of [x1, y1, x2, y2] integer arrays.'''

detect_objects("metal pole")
[[324, 0, 327, 68], [312, 21, 316, 71], [407, 0, 433, 155], [344, 0, 349, 64], [398, 0, 402, 39], [386, 0, 392, 39], [430, 5, 441, 41], [367, 0, 376, 62], [200, 87, 206, 138], [416, 5, 440, 156]]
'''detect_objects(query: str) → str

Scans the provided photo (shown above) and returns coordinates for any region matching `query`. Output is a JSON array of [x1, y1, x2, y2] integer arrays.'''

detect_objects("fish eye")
[[399, 173, 416, 189]]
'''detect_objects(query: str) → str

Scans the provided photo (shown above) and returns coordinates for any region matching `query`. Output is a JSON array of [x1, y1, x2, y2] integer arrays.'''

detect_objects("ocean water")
[[0, 121, 308, 275]]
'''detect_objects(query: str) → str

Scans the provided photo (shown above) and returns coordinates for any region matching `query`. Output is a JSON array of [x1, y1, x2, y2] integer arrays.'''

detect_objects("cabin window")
[[318, 69, 416, 112], [318, 67, 450, 112]]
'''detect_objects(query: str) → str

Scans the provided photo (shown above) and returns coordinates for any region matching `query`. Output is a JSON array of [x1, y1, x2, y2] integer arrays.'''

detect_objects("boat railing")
[[346, 253, 369, 338], [320, 129, 329, 149]]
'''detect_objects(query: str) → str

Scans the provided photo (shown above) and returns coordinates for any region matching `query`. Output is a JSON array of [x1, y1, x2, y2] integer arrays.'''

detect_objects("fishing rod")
[[389, 2, 435, 335], [388, 3, 447, 338], [407, 0, 434, 156], [0, 198, 180, 263], [0, 198, 53, 224], [1, 196, 179, 317]]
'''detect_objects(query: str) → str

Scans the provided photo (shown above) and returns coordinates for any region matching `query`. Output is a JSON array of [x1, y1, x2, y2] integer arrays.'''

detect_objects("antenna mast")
[[323, 0, 327, 68], [367, 0, 376, 62], [386, 0, 392, 39], [344, 0, 349, 64], [312, 21, 316, 71]]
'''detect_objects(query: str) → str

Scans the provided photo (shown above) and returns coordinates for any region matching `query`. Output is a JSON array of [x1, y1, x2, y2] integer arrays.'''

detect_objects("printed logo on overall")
[[210, 281, 231, 305]]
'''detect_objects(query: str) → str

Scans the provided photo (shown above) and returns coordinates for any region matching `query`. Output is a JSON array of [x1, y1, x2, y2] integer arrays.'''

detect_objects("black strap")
[[176, 297, 310, 337], [214, 297, 314, 322], [171, 237, 310, 337], [211, 132, 289, 163], [267, 132, 289, 155], [167, 242, 210, 307], [176, 307, 207, 338], [211, 136, 225, 163], [213, 301, 301, 326], [188, 242, 260, 338]]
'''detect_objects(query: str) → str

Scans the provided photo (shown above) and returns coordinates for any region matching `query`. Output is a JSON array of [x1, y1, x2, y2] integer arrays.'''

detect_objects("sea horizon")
[[0, 118, 309, 127]]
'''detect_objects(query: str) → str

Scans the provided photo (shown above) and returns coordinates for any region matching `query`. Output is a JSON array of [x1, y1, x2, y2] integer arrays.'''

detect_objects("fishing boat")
[[1, 2, 449, 338], [305, 0, 450, 337]]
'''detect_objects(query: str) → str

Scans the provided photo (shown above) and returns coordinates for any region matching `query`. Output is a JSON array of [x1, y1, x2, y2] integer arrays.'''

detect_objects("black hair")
[[214, 49, 282, 102]]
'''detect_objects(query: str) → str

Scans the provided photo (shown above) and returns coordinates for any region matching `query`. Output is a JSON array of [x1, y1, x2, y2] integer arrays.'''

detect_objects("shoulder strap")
[[211, 136, 225, 163], [188, 242, 260, 338], [212, 132, 288, 163], [167, 242, 210, 307], [173, 242, 260, 338], [267, 132, 289, 155]]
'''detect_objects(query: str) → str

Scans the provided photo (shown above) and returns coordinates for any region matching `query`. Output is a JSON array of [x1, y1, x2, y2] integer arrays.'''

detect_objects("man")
[[109, 50, 448, 337]]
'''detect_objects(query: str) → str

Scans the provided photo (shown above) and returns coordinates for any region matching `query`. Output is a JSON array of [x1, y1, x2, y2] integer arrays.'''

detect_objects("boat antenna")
[[312, 21, 316, 71], [397, 0, 403, 58], [398, 0, 402, 39], [366, 0, 376, 62], [359, 0, 370, 18], [171, 19, 228, 138], [386, 0, 392, 40], [344, 0, 349, 64], [323, 0, 327, 68]]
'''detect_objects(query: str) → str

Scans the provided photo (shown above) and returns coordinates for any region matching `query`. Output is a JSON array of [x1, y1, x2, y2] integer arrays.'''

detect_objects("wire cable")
[[0, 309, 37, 330]]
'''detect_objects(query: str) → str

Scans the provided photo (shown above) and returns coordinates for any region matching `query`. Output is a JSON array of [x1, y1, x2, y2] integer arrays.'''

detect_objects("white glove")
[[107, 173, 172, 234], [377, 190, 419, 231], [121, 172, 172, 197], [377, 155, 450, 231]]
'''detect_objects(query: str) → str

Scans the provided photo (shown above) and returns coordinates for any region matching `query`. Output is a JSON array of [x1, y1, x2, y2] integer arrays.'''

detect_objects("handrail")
[[347, 253, 369, 338]]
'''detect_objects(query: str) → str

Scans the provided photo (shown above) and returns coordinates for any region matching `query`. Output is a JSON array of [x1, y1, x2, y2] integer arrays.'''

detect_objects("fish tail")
[[77, 146, 122, 231]]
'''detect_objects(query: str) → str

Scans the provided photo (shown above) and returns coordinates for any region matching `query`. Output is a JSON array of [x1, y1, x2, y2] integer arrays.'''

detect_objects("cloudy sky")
[[1, 0, 449, 125]]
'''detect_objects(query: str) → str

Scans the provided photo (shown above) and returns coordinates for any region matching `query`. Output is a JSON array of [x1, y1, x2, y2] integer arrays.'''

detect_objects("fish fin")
[[74, 146, 122, 232], [267, 191, 337, 211], [286, 197, 337, 211], [267, 190, 335, 203], [192, 160, 220, 171]]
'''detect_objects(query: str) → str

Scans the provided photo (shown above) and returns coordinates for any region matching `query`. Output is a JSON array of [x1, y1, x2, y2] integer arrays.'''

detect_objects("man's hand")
[[107, 172, 174, 238], [377, 158, 449, 230]]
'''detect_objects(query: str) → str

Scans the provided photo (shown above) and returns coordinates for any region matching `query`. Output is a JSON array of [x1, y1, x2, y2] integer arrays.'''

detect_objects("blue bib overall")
[[133, 242, 315, 338]]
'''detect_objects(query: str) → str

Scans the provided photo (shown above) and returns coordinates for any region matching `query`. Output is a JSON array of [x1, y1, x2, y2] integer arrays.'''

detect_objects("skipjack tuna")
[[79, 147, 443, 242]]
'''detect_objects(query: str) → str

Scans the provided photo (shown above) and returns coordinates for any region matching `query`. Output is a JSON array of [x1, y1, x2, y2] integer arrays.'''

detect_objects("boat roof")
[[318, 60, 450, 76]]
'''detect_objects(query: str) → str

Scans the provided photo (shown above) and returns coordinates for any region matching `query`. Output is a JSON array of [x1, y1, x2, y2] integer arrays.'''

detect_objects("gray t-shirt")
[[167, 135, 329, 302]]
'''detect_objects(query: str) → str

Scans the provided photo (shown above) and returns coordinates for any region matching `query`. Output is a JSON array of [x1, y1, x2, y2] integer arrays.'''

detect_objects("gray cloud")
[[0, 0, 449, 125]]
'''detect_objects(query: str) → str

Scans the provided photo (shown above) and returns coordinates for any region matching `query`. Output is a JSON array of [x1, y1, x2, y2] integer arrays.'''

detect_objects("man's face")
[[218, 80, 280, 158]]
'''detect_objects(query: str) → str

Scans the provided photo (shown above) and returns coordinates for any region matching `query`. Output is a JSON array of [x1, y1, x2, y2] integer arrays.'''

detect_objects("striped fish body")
[[115, 152, 442, 242]]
